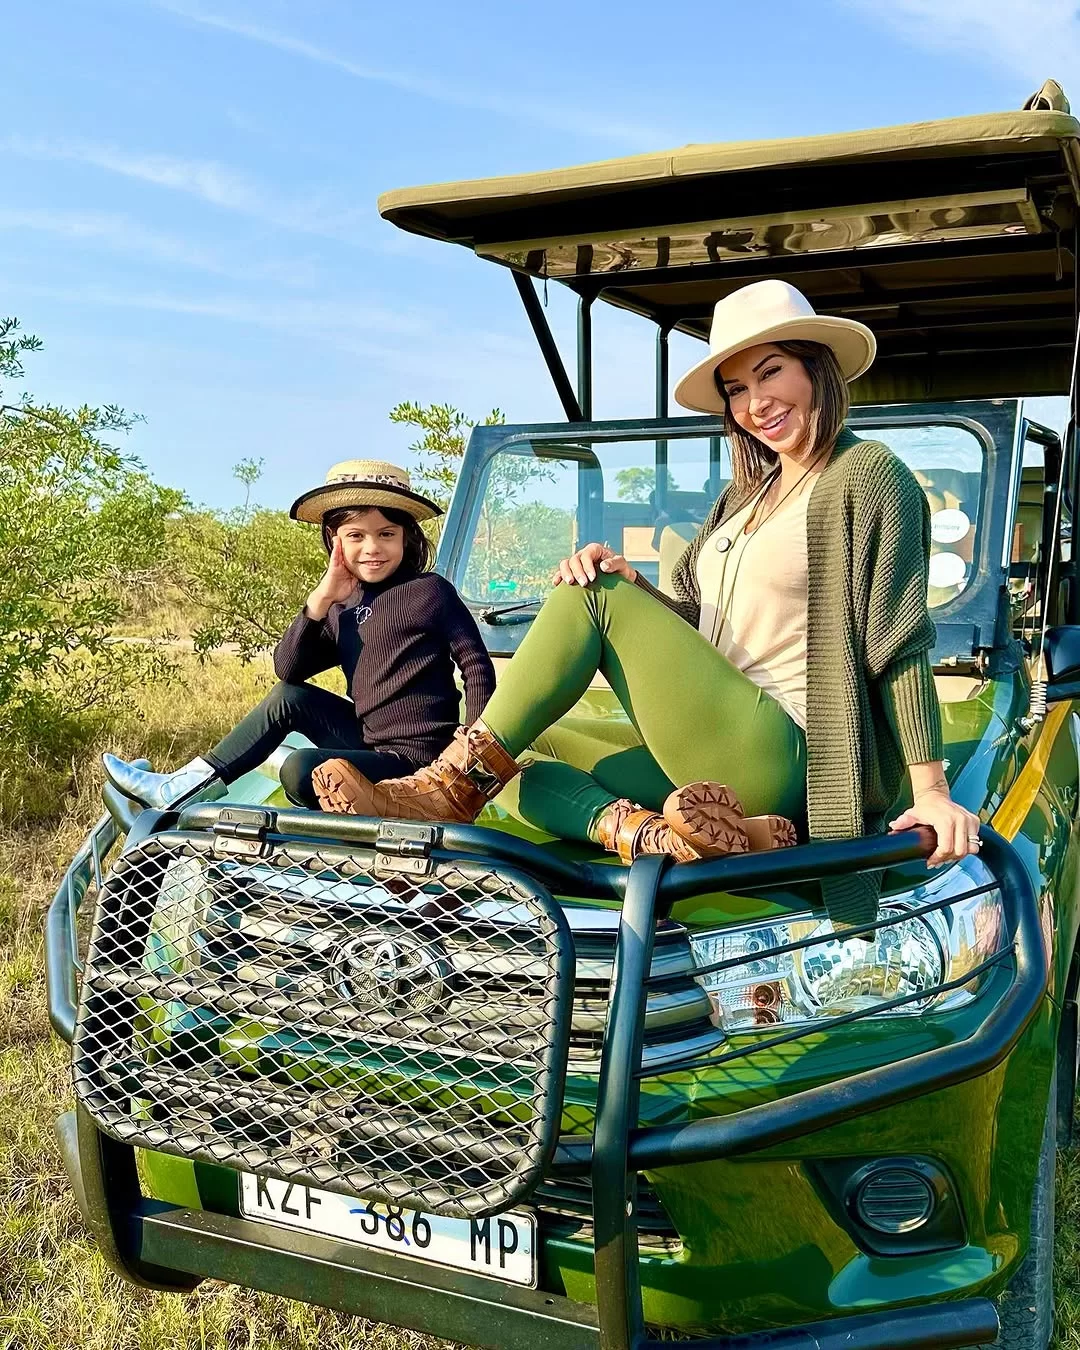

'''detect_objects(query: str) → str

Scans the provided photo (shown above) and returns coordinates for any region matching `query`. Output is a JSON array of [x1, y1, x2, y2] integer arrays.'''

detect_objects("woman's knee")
[[541, 570, 627, 623]]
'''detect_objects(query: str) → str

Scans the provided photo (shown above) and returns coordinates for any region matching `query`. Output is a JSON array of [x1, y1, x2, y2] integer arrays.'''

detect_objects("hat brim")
[[290, 481, 443, 525], [673, 316, 877, 415]]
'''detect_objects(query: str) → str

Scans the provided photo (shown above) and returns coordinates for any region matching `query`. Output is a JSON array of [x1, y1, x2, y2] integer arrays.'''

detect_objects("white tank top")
[[695, 480, 812, 730]]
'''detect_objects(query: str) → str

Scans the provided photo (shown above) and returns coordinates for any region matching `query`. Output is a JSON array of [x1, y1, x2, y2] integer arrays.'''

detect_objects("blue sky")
[[1, 0, 1076, 509]]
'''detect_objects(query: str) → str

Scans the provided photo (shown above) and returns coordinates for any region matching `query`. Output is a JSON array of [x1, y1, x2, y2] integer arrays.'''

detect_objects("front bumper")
[[55, 1113, 998, 1350], [50, 800, 1044, 1348]]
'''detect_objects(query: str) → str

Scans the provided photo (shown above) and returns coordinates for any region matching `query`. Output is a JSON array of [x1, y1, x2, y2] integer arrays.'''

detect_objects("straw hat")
[[674, 280, 877, 415], [289, 459, 442, 525]]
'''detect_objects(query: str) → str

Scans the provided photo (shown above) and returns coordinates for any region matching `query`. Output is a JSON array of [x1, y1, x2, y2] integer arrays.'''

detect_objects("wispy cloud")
[[13, 279, 437, 354], [0, 135, 374, 242], [152, 0, 672, 147], [841, 0, 1080, 86], [0, 207, 316, 285]]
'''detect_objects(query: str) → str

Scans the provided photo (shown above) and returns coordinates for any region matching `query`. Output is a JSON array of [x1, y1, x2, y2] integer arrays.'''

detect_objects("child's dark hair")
[[321, 505, 435, 573]]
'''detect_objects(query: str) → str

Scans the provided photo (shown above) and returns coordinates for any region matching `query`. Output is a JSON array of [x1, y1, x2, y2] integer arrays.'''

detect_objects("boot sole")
[[662, 783, 750, 856], [312, 761, 374, 817], [742, 814, 798, 852]]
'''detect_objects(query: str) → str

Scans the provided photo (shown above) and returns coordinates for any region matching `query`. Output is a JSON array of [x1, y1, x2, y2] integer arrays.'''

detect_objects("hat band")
[[325, 471, 410, 489]]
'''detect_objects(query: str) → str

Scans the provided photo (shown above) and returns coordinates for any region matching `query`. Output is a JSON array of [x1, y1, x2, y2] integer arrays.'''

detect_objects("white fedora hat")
[[674, 279, 876, 415], [290, 459, 442, 525]]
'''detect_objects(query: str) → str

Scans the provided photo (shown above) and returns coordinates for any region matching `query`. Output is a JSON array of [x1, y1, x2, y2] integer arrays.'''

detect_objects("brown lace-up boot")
[[312, 721, 520, 822], [664, 781, 798, 853], [595, 785, 797, 864]]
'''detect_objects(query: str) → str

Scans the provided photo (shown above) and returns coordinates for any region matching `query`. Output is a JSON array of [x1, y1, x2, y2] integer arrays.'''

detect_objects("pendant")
[[715, 536, 732, 553]]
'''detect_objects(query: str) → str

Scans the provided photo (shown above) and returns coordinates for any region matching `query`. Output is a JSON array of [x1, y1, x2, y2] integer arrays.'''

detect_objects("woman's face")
[[718, 344, 814, 458], [335, 508, 405, 584]]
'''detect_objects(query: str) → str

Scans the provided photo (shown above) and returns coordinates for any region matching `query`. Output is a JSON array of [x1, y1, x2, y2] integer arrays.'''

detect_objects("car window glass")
[[460, 423, 984, 611], [858, 423, 984, 608], [460, 435, 726, 602]]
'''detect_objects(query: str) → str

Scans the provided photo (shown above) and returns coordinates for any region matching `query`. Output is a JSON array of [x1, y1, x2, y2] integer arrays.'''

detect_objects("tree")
[[615, 466, 679, 503], [172, 488, 325, 664], [389, 401, 505, 519], [233, 456, 264, 517], [0, 319, 181, 760]]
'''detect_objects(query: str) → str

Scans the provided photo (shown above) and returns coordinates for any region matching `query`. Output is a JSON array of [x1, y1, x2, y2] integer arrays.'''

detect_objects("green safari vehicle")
[[47, 80, 1080, 1349]]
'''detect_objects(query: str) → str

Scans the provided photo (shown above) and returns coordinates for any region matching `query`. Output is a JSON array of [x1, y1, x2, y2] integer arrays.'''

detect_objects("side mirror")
[[1043, 625, 1080, 702]]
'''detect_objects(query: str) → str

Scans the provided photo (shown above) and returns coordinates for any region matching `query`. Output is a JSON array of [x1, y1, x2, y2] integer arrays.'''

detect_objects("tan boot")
[[595, 797, 750, 864], [312, 721, 520, 822], [664, 781, 798, 854]]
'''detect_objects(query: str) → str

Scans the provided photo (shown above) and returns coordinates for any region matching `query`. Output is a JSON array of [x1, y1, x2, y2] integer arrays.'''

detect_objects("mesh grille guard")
[[71, 824, 574, 1219]]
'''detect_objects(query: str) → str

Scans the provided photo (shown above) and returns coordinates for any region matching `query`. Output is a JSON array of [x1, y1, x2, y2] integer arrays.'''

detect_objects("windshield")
[[457, 421, 986, 613]]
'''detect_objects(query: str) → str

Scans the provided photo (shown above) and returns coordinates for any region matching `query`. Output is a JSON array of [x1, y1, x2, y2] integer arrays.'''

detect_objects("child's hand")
[[306, 538, 358, 618]]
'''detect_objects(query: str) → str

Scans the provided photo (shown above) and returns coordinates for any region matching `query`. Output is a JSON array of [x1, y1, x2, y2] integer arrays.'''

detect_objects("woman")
[[103, 459, 495, 811], [312, 282, 979, 924]]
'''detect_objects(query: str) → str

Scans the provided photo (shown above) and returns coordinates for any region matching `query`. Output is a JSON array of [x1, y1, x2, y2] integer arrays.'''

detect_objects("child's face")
[[335, 508, 405, 584]]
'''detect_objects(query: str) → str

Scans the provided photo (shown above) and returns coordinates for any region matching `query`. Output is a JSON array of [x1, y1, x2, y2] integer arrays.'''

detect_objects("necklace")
[[707, 450, 826, 645]]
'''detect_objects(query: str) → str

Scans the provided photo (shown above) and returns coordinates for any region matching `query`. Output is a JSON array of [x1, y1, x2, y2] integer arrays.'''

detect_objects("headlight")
[[689, 856, 1005, 1030]]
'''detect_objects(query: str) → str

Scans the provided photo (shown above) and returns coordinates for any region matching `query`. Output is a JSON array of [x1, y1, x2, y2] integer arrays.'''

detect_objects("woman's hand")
[[552, 542, 637, 588], [305, 538, 357, 619], [889, 789, 982, 868]]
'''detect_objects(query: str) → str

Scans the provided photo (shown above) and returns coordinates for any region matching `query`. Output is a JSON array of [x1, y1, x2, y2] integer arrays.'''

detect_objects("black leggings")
[[204, 681, 415, 809]]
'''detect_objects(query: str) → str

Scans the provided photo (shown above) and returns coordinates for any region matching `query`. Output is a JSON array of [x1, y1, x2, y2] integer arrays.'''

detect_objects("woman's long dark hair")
[[714, 339, 849, 507], [321, 505, 435, 573]]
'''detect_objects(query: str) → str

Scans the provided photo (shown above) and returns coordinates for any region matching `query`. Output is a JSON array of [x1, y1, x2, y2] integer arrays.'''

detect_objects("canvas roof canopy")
[[380, 82, 1080, 402]]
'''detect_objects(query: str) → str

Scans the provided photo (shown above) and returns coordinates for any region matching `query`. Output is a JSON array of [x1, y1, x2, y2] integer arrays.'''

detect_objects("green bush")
[[171, 504, 325, 662], [0, 319, 181, 778]]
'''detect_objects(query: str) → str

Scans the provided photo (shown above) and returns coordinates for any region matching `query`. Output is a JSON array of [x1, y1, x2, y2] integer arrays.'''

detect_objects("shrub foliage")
[[0, 320, 180, 761]]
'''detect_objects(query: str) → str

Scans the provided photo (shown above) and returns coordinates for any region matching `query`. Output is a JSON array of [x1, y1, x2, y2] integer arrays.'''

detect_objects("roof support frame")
[[511, 270, 584, 422], [577, 293, 594, 421], [654, 323, 672, 514]]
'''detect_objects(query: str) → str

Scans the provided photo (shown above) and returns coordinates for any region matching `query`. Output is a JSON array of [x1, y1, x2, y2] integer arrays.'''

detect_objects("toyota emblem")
[[334, 931, 449, 1014]]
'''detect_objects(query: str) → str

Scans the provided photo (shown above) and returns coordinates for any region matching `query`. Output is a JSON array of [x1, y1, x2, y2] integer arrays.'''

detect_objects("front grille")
[[72, 831, 574, 1219], [564, 911, 723, 1069], [532, 1175, 680, 1249]]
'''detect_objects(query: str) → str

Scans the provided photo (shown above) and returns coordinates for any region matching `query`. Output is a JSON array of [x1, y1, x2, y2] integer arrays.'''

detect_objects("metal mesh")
[[72, 829, 574, 1218]]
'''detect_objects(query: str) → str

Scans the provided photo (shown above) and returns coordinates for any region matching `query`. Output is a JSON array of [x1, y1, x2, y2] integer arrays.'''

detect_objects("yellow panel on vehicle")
[[991, 701, 1072, 841]]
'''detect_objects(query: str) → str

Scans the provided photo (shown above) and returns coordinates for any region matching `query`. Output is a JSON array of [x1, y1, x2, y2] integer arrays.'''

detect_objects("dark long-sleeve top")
[[273, 566, 496, 766]]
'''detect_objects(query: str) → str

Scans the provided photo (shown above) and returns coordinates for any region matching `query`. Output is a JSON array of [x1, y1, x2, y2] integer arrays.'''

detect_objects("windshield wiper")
[[477, 598, 543, 625]]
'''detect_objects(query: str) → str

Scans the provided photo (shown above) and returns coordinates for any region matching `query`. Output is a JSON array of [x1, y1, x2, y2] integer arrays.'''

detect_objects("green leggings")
[[481, 574, 807, 842]]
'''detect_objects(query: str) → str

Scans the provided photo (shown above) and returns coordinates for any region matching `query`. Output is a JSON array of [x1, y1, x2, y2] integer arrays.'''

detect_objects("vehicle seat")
[[1013, 467, 1044, 565], [912, 467, 981, 565], [658, 522, 700, 595]]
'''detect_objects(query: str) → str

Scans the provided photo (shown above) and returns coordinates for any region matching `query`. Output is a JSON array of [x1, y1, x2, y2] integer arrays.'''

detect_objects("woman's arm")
[[889, 758, 982, 868], [551, 491, 730, 629], [855, 451, 980, 865], [442, 585, 497, 724], [877, 648, 979, 865]]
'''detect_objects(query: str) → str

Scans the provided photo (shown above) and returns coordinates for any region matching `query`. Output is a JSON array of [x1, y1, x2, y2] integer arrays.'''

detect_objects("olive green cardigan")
[[635, 428, 943, 923]]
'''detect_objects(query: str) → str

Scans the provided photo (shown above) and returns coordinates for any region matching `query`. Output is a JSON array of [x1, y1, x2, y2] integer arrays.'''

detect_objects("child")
[[102, 459, 496, 810]]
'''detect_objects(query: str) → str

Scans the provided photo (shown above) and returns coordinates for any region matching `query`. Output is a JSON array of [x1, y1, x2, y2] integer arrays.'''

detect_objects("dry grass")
[[2, 651, 1079, 1347], [112, 579, 205, 641], [0, 651, 452, 1350]]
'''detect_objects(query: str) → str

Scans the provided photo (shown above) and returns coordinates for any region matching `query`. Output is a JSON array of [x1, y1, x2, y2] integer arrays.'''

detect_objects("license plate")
[[238, 1174, 537, 1287]]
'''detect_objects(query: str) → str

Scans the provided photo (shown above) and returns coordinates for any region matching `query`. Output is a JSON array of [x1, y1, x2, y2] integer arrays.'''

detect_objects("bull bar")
[[46, 790, 1045, 1349]]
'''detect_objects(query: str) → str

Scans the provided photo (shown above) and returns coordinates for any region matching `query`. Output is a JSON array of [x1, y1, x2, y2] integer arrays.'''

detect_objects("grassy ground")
[[0, 653, 451, 1350], [2, 651, 1080, 1348]]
